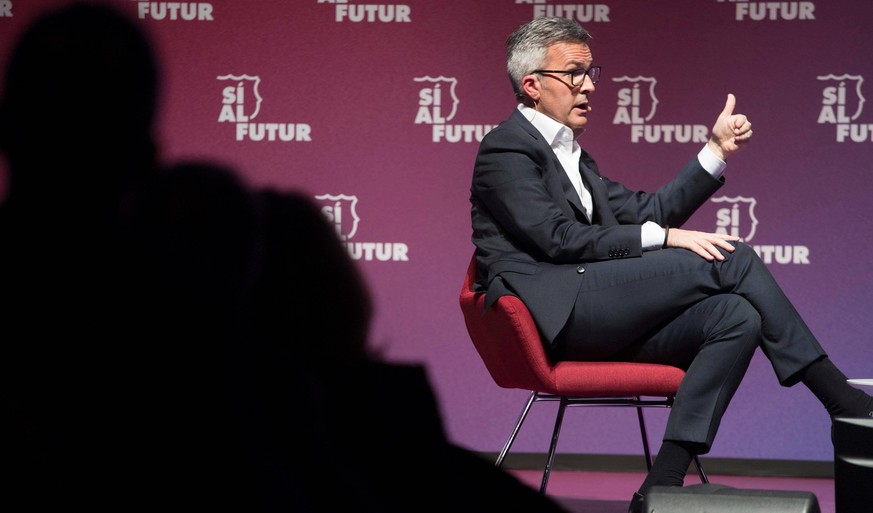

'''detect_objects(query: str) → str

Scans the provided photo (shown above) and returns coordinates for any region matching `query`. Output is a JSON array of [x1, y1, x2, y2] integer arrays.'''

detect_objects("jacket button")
[[576, 266, 585, 274]]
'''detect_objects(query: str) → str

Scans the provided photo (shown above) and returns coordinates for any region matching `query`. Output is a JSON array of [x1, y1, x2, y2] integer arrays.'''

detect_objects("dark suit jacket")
[[470, 108, 724, 345]]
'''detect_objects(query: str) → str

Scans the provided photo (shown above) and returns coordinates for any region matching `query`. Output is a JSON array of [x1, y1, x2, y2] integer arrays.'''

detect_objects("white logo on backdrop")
[[217, 74, 312, 142], [316, 194, 360, 241], [703, 196, 810, 265], [135, 1, 215, 21], [317, 0, 411, 23], [413, 75, 496, 143], [612, 76, 708, 144], [712, 196, 759, 242], [817, 74, 871, 143], [315, 194, 410, 262], [0, 0, 12, 18], [218, 74, 262, 121], [414, 76, 459, 124], [520, 0, 611, 22], [716, 0, 816, 21]]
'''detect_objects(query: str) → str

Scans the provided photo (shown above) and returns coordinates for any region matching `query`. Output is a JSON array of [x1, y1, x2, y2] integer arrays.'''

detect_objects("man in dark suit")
[[470, 16, 872, 513]]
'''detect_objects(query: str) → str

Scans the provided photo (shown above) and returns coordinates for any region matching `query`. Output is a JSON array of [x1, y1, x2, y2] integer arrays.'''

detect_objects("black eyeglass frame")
[[531, 66, 602, 86]]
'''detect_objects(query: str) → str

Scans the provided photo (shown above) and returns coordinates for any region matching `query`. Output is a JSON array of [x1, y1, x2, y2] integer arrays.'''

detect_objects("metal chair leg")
[[541, 396, 568, 493], [693, 455, 709, 483], [495, 391, 537, 468], [635, 403, 653, 471]]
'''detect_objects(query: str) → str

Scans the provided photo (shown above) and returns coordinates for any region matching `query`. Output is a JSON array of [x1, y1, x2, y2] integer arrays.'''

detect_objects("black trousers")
[[552, 242, 826, 451]]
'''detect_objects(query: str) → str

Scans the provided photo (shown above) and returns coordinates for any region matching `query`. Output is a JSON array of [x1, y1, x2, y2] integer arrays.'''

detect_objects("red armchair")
[[459, 255, 707, 493]]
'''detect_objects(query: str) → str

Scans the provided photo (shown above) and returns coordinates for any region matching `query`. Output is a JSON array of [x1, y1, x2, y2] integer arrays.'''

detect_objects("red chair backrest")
[[459, 256, 559, 393]]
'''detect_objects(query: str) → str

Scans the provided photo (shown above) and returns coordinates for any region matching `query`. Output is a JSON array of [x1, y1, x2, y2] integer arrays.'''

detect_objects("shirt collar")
[[518, 103, 575, 151]]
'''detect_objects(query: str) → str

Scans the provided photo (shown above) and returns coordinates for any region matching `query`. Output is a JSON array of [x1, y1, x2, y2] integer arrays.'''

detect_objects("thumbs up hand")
[[707, 93, 753, 160]]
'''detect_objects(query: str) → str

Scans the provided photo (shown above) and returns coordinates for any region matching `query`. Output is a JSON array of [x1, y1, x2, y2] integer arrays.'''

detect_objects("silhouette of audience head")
[[0, 1, 159, 215], [251, 189, 374, 367]]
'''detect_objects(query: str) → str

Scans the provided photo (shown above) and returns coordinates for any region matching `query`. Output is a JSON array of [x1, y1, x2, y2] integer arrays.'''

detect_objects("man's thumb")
[[721, 93, 736, 117]]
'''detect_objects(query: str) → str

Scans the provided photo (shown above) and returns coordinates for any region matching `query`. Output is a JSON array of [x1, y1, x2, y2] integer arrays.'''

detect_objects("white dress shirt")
[[520, 104, 593, 221]]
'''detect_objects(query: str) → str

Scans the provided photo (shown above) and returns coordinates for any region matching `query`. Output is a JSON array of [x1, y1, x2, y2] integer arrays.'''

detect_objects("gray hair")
[[506, 17, 591, 98]]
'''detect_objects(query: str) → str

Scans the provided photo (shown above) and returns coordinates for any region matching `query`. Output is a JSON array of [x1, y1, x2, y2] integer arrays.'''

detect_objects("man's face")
[[526, 42, 596, 137]]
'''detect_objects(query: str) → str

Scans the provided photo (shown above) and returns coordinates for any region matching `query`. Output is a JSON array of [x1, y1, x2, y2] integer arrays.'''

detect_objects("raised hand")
[[706, 93, 753, 160]]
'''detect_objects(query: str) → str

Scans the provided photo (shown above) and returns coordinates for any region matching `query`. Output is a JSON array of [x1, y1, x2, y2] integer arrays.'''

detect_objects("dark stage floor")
[[508, 469, 834, 513]]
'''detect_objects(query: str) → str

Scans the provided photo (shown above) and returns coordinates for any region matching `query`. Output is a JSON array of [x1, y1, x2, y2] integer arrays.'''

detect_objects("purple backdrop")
[[2, 0, 872, 464]]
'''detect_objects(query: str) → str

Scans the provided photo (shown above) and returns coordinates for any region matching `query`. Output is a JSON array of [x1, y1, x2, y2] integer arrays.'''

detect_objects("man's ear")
[[521, 75, 540, 103]]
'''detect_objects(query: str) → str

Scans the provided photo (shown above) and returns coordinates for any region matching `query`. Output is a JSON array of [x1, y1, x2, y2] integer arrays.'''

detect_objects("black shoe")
[[628, 491, 645, 513]]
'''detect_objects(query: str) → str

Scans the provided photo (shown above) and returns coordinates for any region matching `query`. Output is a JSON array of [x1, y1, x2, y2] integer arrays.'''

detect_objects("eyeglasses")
[[532, 66, 602, 87]]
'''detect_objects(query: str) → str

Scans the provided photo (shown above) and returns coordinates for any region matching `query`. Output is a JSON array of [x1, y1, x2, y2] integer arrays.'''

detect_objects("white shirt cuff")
[[641, 221, 665, 250], [698, 145, 726, 179]]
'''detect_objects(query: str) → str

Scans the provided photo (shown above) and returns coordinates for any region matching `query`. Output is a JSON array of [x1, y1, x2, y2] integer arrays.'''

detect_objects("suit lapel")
[[510, 110, 589, 223], [556, 157, 587, 220]]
